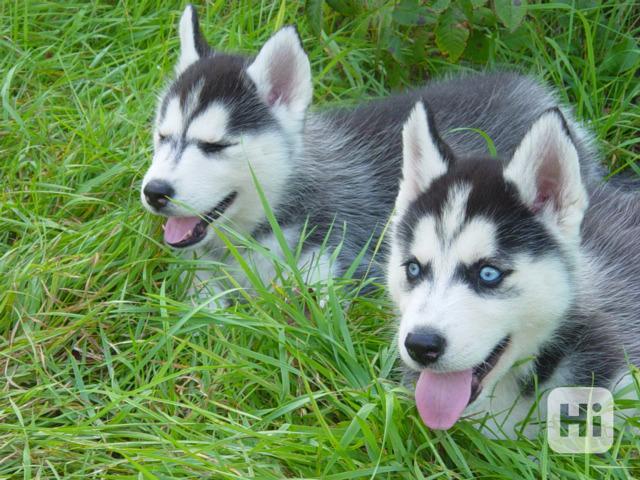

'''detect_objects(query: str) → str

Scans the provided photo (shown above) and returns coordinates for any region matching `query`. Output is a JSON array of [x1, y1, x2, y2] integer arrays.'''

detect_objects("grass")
[[1, 0, 639, 478]]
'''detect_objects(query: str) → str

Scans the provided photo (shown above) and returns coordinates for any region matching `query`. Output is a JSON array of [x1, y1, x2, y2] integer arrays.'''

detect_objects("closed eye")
[[198, 141, 235, 154], [157, 133, 170, 143]]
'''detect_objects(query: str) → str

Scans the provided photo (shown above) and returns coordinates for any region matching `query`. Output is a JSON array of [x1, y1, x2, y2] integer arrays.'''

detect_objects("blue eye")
[[479, 265, 503, 286], [405, 261, 422, 280]]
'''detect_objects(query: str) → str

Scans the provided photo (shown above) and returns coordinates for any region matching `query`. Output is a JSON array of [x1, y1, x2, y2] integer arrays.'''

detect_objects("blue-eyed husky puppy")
[[387, 101, 639, 435], [141, 5, 609, 301]]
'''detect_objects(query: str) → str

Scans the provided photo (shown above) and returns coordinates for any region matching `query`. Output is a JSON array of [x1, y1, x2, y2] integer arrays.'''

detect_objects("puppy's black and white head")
[[388, 102, 588, 430], [141, 5, 312, 249]]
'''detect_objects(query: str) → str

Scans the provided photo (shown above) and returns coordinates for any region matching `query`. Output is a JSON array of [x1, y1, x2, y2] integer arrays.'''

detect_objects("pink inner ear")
[[531, 194, 548, 214], [531, 144, 563, 213], [533, 176, 559, 213], [265, 53, 293, 107], [267, 91, 280, 106]]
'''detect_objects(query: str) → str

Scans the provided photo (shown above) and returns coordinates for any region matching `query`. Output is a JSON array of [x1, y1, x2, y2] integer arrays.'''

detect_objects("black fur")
[[521, 312, 626, 395], [162, 54, 277, 137], [188, 4, 211, 58], [397, 156, 558, 262]]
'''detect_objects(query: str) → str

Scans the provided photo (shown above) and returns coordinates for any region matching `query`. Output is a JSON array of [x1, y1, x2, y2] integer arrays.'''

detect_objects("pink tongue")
[[164, 216, 200, 244], [415, 369, 473, 430]]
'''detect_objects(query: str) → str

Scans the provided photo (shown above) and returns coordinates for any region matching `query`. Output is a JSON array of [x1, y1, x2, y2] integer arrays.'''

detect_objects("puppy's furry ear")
[[396, 101, 452, 213], [176, 5, 210, 74], [246, 26, 312, 122], [505, 109, 588, 240]]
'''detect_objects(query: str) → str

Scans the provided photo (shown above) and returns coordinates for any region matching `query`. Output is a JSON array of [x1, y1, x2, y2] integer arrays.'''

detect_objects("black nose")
[[143, 180, 174, 210], [405, 331, 446, 366]]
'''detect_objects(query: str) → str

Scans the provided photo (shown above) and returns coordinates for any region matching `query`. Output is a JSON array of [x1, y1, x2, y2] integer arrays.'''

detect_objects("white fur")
[[453, 218, 498, 266], [440, 183, 471, 241], [246, 26, 312, 134], [190, 226, 337, 305], [504, 111, 588, 242], [186, 103, 229, 142], [143, 26, 314, 245], [394, 204, 571, 379], [396, 102, 448, 213], [143, 130, 291, 238], [464, 371, 546, 439], [176, 5, 200, 74], [157, 98, 183, 138], [142, 93, 293, 245], [408, 216, 438, 264]]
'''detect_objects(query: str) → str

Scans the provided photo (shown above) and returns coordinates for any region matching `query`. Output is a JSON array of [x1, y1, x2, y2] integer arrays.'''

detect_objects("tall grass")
[[1, 1, 638, 478]]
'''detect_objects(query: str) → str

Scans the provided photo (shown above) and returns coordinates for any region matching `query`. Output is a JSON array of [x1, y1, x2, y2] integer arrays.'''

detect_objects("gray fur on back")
[[579, 187, 640, 364]]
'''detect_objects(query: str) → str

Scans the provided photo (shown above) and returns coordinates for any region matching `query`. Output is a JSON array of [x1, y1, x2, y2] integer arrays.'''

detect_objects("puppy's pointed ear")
[[176, 5, 210, 74], [504, 109, 588, 240], [246, 26, 312, 122], [395, 101, 452, 213]]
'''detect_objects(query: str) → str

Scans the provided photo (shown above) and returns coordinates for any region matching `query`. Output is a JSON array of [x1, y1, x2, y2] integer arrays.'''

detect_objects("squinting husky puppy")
[[141, 5, 606, 300], [387, 101, 640, 435]]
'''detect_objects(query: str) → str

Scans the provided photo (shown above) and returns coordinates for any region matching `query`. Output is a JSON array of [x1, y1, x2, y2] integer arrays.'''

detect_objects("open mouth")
[[414, 335, 511, 430], [469, 335, 511, 404], [163, 191, 237, 248]]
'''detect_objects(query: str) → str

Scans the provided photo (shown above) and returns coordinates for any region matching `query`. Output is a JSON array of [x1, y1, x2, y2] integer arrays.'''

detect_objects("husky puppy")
[[387, 101, 640, 436], [141, 5, 606, 300]]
